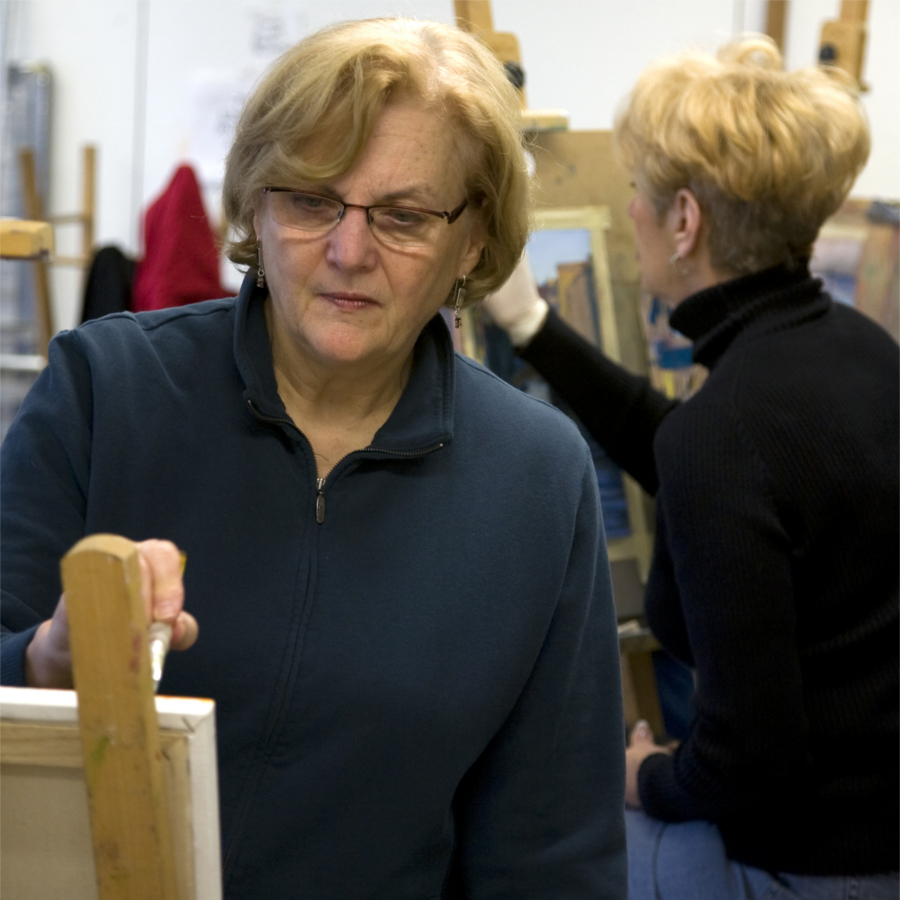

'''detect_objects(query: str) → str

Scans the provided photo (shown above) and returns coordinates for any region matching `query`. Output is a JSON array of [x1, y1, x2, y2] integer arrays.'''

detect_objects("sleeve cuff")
[[509, 299, 550, 349], [0, 625, 40, 686]]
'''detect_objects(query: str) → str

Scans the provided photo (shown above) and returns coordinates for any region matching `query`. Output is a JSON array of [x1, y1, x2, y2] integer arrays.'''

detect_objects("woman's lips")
[[322, 292, 378, 310]]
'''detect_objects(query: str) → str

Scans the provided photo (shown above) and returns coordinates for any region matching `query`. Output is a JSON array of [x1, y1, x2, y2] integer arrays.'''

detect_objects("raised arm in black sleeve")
[[519, 307, 678, 495]]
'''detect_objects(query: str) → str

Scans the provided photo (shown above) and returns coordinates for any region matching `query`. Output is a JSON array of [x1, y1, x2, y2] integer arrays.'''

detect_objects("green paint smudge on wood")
[[90, 734, 111, 767]]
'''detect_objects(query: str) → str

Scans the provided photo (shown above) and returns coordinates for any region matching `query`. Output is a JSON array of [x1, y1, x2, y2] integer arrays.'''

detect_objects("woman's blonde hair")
[[222, 17, 530, 305], [613, 36, 870, 275]]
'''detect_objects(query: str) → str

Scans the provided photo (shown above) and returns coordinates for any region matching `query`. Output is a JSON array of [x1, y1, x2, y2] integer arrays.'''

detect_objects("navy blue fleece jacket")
[[1, 275, 627, 899]]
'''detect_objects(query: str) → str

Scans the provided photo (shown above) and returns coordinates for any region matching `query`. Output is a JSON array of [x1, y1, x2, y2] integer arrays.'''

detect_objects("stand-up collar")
[[232, 273, 456, 453], [234, 275, 281, 415], [669, 264, 830, 369]]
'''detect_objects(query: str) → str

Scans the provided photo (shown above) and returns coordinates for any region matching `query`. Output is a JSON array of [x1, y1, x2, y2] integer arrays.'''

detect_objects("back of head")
[[223, 17, 530, 302], [614, 36, 871, 275]]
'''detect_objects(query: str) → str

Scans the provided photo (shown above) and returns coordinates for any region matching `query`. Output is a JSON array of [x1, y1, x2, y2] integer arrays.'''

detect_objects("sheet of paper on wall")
[[188, 71, 250, 186], [248, 7, 308, 57], [188, 71, 260, 294]]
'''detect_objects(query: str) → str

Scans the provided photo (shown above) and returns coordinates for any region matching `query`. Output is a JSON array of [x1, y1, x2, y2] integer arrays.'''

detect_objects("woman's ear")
[[458, 219, 487, 280], [669, 188, 703, 260]]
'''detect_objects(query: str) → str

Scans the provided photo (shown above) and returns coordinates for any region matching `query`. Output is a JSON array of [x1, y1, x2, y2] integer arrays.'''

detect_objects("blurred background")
[[1, 0, 897, 422]]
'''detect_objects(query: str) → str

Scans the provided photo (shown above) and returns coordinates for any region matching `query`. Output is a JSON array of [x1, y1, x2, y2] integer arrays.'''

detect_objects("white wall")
[[3, 0, 898, 332]]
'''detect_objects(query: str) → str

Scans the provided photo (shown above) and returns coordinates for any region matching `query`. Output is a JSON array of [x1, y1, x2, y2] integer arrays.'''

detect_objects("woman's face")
[[254, 100, 484, 376], [628, 184, 678, 304]]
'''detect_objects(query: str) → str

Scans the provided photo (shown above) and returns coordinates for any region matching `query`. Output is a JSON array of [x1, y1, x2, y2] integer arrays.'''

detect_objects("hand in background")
[[482, 251, 549, 347], [25, 538, 198, 688], [625, 719, 672, 809]]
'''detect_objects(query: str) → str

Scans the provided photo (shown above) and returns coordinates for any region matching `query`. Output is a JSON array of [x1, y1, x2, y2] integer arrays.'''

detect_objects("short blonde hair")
[[614, 36, 870, 275], [222, 17, 530, 305]]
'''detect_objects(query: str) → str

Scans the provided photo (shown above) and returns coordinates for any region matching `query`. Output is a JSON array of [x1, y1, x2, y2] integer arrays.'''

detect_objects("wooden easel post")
[[819, 0, 869, 87], [17, 144, 97, 357], [454, 0, 494, 34], [454, 0, 527, 107], [52, 145, 97, 267], [17, 147, 54, 357], [81, 145, 96, 261], [61, 534, 180, 900], [766, 0, 788, 51]]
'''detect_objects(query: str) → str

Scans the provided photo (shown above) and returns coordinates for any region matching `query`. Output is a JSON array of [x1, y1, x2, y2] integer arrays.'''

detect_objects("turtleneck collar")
[[668, 264, 829, 369]]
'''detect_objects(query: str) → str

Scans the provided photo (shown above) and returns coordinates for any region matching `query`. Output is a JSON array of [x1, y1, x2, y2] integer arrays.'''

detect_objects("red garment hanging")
[[132, 164, 225, 312]]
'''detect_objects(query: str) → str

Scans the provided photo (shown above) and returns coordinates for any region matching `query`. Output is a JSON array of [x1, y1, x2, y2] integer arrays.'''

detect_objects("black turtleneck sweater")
[[520, 265, 899, 876]]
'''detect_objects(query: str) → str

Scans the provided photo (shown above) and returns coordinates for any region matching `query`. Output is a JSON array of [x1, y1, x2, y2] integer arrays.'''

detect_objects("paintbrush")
[[148, 551, 186, 692]]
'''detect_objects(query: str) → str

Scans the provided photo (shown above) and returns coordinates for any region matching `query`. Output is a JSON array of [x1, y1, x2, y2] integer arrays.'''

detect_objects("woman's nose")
[[325, 207, 378, 269]]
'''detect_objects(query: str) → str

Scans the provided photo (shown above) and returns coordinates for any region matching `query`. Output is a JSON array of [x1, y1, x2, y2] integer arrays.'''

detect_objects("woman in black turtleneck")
[[484, 34, 898, 900]]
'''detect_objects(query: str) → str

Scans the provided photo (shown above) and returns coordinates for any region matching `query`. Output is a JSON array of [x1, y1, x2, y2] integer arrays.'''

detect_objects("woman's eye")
[[295, 193, 326, 210], [383, 208, 427, 227]]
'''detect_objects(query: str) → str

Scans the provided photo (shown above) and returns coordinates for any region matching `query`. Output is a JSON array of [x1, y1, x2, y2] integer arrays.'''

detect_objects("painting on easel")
[[481, 206, 653, 577], [528, 207, 618, 356], [528, 225, 602, 348]]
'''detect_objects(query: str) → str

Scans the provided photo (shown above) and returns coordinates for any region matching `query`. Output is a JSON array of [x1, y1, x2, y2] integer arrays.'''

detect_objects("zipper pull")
[[316, 477, 325, 524]]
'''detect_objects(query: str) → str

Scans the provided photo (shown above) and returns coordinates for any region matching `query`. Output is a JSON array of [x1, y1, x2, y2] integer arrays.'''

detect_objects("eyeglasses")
[[262, 187, 469, 249]]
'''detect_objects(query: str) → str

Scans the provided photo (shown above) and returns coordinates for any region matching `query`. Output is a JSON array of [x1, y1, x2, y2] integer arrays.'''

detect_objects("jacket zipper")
[[316, 478, 325, 523], [247, 399, 444, 524], [225, 401, 444, 876], [247, 400, 325, 523]]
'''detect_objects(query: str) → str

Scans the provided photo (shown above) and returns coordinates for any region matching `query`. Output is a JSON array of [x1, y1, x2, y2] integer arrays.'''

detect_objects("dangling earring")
[[257, 244, 266, 288], [669, 251, 690, 277], [453, 276, 466, 329]]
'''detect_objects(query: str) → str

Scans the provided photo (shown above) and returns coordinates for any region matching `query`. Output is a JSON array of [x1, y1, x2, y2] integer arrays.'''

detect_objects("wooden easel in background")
[[453, 0, 666, 734], [16, 144, 95, 358], [766, 0, 868, 87], [818, 0, 869, 87], [454, 0, 568, 131], [526, 126, 667, 735]]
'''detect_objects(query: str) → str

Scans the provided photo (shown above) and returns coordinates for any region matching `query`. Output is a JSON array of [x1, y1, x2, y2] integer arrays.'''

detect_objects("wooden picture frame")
[[530, 206, 619, 356], [526, 206, 653, 579], [0, 686, 222, 900]]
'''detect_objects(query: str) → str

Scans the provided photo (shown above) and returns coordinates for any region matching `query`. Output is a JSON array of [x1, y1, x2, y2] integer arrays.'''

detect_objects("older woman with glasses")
[[0, 17, 626, 900]]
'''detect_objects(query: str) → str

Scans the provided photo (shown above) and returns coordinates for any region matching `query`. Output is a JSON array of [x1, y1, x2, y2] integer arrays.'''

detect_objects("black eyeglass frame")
[[261, 187, 469, 229]]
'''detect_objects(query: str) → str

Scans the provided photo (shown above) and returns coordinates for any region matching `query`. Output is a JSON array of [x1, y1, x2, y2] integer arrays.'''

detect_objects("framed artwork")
[[637, 292, 707, 401], [482, 205, 653, 580], [528, 206, 619, 357], [810, 199, 899, 343], [0, 686, 222, 900]]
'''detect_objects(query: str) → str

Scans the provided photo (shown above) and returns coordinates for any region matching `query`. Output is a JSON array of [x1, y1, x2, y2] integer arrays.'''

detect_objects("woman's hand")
[[625, 719, 672, 809], [25, 538, 199, 688], [481, 252, 549, 347]]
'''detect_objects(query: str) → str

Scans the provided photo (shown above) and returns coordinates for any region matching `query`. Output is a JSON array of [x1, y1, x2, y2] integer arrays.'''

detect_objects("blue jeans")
[[650, 650, 694, 740], [626, 809, 900, 900]]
